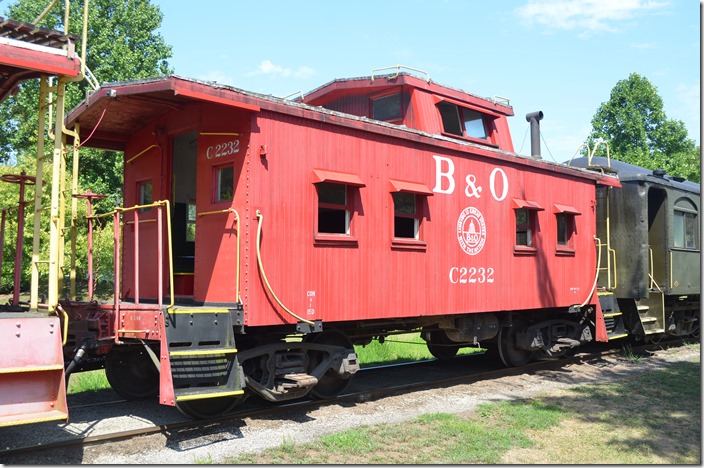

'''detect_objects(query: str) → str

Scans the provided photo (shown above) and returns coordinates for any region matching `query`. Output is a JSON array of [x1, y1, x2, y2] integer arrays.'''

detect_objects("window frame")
[[512, 198, 544, 255], [673, 199, 699, 250], [435, 99, 497, 146], [213, 163, 235, 204], [389, 179, 432, 250], [370, 90, 404, 124], [138, 179, 153, 213], [312, 169, 364, 246], [553, 204, 581, 256]]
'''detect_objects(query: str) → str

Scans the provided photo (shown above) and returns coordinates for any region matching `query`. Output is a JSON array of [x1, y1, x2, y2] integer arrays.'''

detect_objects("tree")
[[586, 73, 700, 183], [0, 0, 173, 295], [0, 0, 173, 206]]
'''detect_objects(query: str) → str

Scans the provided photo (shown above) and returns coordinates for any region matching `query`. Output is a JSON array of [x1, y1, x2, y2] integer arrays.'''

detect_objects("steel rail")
[[0, 339, 693, 457]]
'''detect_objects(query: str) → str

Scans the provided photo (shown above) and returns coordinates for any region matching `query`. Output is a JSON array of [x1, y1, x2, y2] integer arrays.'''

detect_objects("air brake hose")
[[255, 210, 314, 326]]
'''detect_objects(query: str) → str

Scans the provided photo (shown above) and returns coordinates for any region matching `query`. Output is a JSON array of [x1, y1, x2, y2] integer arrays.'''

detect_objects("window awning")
[[432, 95, 501, 118], [512, 198, 544, 211], [312, 169, 365, 187], [389, 179, 433, 195], [553, 204, 582, 215]]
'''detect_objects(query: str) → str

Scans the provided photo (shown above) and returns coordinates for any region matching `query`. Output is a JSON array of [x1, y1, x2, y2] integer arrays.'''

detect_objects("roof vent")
[[652, 168, 667, 178]]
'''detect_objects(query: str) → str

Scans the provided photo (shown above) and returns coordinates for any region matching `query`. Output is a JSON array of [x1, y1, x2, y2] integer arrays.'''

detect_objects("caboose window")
[[515, 208, 532, 246], [389, 179, 432, 249], [215, 165, 234, 203], [371, 92, 402, 122], [673, 200, 698, 249], [437, 102, 488, 140], [393, 192, 419, 239], [138, 180, 152, 212], [513, 199, 544, 252], [317, 182, 350, 234], [556, 213, 575, 246], [554, 204, 581, 253]]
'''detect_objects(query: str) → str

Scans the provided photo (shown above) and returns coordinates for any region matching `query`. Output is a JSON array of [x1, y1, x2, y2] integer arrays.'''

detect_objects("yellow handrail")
[[580, 236, 602, 308], [56, 303, 69, 346], [255, 210, 314, 326], [126, 144, 160, 165]]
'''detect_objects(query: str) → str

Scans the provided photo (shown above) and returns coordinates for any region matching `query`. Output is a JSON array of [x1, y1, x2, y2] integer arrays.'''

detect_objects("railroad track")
[[0, 339, 694, 459]]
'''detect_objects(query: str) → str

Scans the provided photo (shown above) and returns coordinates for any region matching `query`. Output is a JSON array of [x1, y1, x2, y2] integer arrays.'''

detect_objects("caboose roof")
[[0, 17, 81, 102], [301, 72, 514, 117], [571, 156, 699, 194], [66, 74, 619, 187]]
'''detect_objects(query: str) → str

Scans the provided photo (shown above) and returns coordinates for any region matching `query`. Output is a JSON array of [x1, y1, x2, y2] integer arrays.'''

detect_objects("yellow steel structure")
[[29, 0, 96, 313]]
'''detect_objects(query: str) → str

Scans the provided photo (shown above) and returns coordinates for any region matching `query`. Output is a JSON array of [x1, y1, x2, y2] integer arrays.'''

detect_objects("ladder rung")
[[175, 389, 244, 402], [0, 364, 63, 374], [170, 348, 238, 357], [607, 333, 629, 340], [637, 305, 650, 312], [640, 317, 657, 324]]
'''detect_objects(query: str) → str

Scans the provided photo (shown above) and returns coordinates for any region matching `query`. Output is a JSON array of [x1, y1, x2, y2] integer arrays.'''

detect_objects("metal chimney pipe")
[[525, 111, 544, 159]]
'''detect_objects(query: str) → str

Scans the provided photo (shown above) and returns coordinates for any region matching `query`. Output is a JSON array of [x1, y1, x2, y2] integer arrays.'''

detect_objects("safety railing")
[[567, 141, 612, 171], [596, 238, 617, 290], [87, 200, 174, 320]]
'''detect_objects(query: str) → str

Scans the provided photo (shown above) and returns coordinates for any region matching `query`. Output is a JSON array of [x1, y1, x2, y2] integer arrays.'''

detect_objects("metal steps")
[[636, 291, 666, 335], [598, 292, 628, 340], [165, 308, 243, 403], [0, 315, 68, 427]]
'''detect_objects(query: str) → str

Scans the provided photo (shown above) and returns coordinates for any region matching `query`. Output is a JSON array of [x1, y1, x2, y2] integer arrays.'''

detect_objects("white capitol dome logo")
[[456, 207, 486, 255]]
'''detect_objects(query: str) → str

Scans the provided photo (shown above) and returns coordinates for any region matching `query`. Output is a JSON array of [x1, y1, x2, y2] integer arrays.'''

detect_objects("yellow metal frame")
[[29, 0, 96, 313]]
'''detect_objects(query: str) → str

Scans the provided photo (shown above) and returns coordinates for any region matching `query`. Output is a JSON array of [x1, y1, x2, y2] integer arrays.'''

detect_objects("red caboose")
[[65, 68, 619, 418]]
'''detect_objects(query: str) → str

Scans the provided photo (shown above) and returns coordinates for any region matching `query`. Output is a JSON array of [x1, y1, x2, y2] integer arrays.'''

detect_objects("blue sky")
[[152, 0, 699, 161]]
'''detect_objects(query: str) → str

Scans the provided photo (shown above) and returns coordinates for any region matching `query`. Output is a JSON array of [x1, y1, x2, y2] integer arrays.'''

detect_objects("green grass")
[[225, 355, 700, 464], [67, 369, 110, 394], [354, 332, 481, 367]]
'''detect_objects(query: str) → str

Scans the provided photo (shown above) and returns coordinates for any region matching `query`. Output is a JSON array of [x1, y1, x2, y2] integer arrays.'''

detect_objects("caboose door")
[[170, 131, 198, 297], [190, 130, 246, 303]]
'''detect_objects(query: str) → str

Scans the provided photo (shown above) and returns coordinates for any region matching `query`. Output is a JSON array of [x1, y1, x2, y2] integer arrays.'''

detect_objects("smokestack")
[[525, 111, 543, 159]]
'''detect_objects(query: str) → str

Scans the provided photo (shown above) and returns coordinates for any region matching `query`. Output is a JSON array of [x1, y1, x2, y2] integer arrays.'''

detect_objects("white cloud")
[[248, 60, 316, 79], [515, 0, 668, 33]]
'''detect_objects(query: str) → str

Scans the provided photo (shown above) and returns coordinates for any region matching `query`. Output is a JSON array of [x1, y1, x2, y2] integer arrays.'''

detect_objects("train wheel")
[[307, 331, 354, 400], [425, 331, 460, 360], [175, 396, 242, 420], [105, 347, 159, 400], [497, 321, 533, 367]]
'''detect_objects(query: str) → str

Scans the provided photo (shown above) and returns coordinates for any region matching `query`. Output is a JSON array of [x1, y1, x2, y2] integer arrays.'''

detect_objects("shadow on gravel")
[[164, 420, 246, 451]]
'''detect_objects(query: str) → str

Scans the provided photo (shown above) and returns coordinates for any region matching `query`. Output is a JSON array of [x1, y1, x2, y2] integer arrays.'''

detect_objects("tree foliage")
[[0, 0, 173, 295], [586, 73, 700, 183], [0, 0, 173, 200]]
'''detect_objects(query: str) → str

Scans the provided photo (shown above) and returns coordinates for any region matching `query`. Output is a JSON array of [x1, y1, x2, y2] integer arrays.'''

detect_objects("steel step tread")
[[174, 387, 244, 402], [0, 409, 68, 427], [640, 317, 658, 323], [0, 364, 64, 374], [607, 333, 629, 340], [169, 347, 238, 357], [644, 328, 666, 335]]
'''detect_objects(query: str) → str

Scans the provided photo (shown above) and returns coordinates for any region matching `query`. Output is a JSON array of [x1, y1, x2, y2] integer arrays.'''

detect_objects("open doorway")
[[171, 131, 198, 297]]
